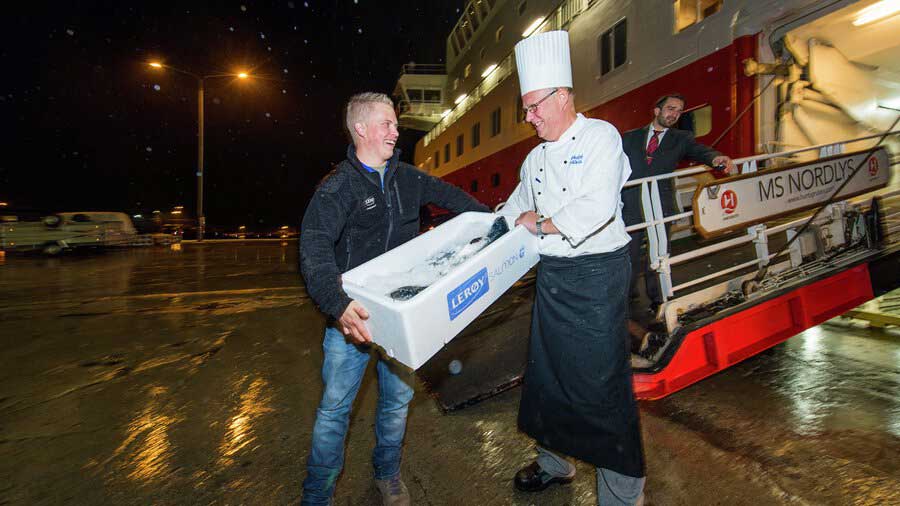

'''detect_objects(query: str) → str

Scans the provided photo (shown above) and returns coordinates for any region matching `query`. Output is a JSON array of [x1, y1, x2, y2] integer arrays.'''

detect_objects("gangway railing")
[[624, 130, 900, 329]]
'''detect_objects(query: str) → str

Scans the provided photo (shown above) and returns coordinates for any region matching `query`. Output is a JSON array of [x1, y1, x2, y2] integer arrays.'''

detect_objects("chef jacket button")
[[563, 160, 567, 164], [540, 236, 544, 240], [572, 136, 576, 140], [538, 192, 542, 195], [563, 188, 566, 191]]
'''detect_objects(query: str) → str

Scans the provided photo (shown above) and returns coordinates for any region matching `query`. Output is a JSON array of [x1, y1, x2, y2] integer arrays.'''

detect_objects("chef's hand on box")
[[515, 211, 539, 234], [340, 300, 372, 344]]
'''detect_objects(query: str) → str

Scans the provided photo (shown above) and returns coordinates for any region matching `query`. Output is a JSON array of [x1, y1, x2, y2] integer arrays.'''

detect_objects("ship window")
[[457, 134, 465, 156], [678, 104, 712, 137], [407, 88, 423, 101], [424, 89, 441, 102], [598, 18, 627, 76], [613, 19, 627, 68], [434, 151, 440, 169], [674, 0, 723, 33], [464, 63, 472, 78], [491, 107, 502, 136], [471, 179, 479, 192], [491, 173, 500, 187], [518, 1, 527, 16], [495, 26, 504, 42], [444, 143, 450, 163], [472, 122, 481, 148]]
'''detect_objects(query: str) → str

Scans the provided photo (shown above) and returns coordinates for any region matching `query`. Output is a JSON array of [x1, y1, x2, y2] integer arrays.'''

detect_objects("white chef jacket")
[[499, 114, 632, 257]]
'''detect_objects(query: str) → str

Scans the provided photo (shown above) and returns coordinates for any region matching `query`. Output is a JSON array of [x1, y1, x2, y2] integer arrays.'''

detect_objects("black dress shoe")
[[514, 462, 574, 492]]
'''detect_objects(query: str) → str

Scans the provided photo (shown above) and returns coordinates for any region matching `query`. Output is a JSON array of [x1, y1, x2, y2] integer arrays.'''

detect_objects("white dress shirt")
[[499, 114, 632, 257]]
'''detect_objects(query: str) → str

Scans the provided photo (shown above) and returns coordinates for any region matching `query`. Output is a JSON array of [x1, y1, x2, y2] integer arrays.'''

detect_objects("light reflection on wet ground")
[[0, 242, 898, 505]]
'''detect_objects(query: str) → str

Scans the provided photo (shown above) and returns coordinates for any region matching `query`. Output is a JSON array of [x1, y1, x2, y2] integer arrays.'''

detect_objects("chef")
[[498, 30, 646, 505]]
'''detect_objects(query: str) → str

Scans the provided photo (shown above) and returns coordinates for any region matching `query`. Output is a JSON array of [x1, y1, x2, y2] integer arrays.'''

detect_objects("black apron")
[[517, 246, 645, 478]]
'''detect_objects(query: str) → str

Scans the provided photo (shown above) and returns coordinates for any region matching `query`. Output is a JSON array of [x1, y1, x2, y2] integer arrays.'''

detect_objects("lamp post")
[[148, 62, 249, 241]]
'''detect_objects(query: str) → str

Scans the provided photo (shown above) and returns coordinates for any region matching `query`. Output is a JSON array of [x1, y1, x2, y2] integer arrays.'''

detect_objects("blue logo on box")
[[447, 267, 489, 321]]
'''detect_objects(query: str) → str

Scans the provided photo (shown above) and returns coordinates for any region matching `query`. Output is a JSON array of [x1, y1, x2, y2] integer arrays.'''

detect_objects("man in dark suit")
[[621, 93, 733, 359]]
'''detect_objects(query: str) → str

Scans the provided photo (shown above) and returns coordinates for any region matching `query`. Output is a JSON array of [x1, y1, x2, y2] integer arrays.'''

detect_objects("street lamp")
[[147, 61, 251, 241]]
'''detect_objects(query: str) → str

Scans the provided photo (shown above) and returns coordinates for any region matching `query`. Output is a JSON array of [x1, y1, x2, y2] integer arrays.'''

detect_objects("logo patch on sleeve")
[[569, 154, 584, 165]]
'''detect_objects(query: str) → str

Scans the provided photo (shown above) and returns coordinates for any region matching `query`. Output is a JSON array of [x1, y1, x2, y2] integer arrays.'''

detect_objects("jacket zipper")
[[384, 179, 394, 252], [345, 234, 352, 271], [393, 179, 404, 216]]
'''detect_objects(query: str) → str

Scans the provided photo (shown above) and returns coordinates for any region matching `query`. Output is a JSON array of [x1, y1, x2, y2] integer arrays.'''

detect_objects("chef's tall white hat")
[[514, 30, 572, 96]]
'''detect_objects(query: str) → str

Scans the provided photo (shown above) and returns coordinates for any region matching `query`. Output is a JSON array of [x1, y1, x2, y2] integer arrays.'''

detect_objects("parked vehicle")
[[0, 211, 137, 255]]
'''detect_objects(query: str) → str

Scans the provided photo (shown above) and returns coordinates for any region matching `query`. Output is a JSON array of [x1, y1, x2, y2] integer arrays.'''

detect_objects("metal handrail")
[[624, 131, 899, 304], [398, 63, 446, 76]]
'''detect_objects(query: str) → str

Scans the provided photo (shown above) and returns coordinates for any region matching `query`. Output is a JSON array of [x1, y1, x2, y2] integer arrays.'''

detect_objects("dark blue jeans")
[[300, 327, 414, 505]]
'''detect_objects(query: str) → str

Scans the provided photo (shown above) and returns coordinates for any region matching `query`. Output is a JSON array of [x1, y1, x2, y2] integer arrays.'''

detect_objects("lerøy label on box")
[[447, 267, 489, 321]]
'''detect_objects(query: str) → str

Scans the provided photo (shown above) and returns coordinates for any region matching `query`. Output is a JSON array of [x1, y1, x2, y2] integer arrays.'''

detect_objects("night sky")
[[1, 1, 463, 232]]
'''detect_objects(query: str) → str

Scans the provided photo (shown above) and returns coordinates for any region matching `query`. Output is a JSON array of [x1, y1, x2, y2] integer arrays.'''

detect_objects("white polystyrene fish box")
[[341, 212, 539, 370]]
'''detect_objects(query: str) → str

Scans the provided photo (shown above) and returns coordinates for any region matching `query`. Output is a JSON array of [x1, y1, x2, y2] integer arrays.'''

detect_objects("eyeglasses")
[[522, 88, 558, 120]]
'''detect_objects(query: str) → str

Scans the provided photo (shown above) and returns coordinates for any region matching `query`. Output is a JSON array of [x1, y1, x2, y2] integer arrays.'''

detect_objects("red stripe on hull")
[[633, 263, 875, 400]]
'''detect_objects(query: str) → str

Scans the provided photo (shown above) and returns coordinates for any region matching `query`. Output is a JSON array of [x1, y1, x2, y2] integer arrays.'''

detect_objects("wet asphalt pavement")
[[1, 242, 898, 505]]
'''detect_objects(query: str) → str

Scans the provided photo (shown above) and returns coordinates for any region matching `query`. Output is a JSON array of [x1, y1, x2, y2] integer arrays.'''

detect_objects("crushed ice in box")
[[375, 217, 509, 301]]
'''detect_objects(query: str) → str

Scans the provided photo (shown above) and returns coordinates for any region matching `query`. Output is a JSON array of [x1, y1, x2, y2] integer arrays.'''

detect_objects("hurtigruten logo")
[[447, 268, 489, 321], [868, 157, 879, 177], [720, 190, 738, 215]]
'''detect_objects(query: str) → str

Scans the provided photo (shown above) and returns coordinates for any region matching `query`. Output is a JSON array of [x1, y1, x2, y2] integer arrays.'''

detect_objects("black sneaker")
[[514, 461, 574, 492]]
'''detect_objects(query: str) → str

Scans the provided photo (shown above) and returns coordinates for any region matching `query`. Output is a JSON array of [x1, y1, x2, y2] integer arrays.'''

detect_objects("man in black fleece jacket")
[[299, 92, 488, 506]]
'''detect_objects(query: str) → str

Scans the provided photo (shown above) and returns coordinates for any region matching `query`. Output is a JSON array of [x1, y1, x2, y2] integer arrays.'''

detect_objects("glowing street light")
[[147, 61, 253, 240]]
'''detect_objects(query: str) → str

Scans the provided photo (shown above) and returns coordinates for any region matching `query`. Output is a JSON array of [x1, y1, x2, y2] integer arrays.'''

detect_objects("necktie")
[[646, 130, 662, 164]]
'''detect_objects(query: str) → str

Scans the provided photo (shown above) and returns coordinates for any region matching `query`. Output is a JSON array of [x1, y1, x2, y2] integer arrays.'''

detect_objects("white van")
[[0, 211, 137, 254]]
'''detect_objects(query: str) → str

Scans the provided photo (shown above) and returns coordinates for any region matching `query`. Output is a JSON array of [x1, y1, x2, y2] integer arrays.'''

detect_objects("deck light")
[[853, 0, 900, 25], [454, 94, 468, 105], [481, 64, 498, 78], [522, 17, 544, 37]]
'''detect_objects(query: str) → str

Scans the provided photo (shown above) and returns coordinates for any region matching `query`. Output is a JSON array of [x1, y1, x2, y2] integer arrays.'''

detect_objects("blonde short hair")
[[345, 92, 394, 141]]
